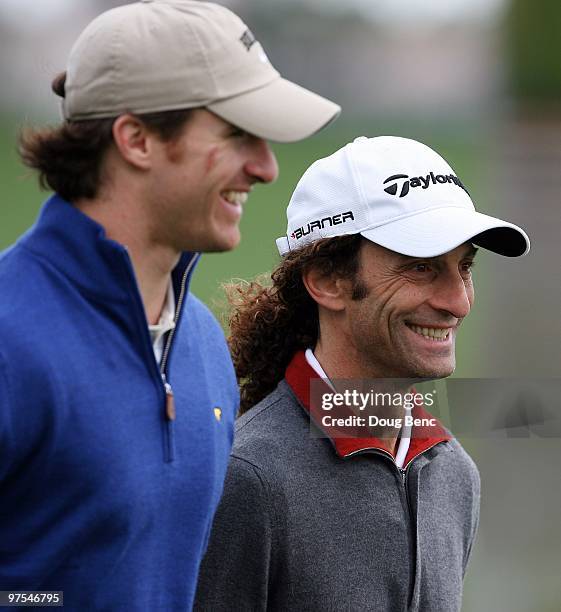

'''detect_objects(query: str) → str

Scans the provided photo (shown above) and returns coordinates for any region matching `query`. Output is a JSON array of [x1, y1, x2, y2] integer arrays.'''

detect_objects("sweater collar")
[[285, 350, 451, 463], [20, 195, 199, 304]]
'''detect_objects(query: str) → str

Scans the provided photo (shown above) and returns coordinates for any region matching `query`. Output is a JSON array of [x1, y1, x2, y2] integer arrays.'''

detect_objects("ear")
[[302, 266, 348, 312], [112, 114, 155, 171]]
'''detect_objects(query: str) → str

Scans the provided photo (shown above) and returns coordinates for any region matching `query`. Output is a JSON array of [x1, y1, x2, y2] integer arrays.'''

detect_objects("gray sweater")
[[195, 361, 480, 612]]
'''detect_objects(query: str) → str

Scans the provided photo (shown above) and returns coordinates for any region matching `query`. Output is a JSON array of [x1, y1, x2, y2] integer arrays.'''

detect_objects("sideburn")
[[164, 138, 186, 164], [352, 278, 370, 301]]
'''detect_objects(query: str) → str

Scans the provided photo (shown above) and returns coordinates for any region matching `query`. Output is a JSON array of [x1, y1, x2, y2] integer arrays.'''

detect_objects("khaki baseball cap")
[[61, 0, 341, 142]]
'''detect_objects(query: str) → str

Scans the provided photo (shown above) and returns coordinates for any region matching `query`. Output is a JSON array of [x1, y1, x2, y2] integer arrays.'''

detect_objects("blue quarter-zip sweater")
[[0, 195, 239, 611]]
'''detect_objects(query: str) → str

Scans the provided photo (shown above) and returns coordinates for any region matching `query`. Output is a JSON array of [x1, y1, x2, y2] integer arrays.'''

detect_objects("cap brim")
[[360, 207, 530, 258], [207, 77, 341, 143]]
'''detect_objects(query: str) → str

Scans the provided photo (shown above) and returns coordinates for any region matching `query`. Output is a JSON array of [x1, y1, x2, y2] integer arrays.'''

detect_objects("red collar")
[[285, 350, 451, 463]]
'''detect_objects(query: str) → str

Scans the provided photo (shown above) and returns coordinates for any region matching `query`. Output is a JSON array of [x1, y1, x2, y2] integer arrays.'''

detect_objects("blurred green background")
[[1, 0, 560, 610], [0, 115, 486, 375]]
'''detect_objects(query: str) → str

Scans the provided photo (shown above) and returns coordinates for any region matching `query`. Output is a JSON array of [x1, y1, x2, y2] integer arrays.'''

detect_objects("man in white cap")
[[0, 1, 339, 609], [194, 136, 530, 611]]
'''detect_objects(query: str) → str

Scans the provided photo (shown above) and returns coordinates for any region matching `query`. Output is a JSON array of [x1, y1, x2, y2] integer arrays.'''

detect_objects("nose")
[[428, 270, 473, 320], [244, 138, 279, 184]]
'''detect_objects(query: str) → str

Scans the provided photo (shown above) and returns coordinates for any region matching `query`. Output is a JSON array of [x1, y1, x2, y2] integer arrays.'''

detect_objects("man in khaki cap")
[[0, 1, 340, 610]]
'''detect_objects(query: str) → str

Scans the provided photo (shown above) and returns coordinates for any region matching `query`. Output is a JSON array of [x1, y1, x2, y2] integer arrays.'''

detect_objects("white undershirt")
[[304, 348, 411, 468], [148, 280, 176, 364]]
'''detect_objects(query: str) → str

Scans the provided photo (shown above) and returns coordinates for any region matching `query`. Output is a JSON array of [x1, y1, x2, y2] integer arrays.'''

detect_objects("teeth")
[[409, 325, 450, 341], [222, 191, 248, 206]]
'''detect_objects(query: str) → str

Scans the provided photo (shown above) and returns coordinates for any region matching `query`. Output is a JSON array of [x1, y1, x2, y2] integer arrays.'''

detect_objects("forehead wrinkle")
[[395, 244, 479, 265]]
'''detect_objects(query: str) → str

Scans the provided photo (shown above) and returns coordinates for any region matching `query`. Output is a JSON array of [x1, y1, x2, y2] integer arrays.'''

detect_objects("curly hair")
[[227, 234, 368, 414], [18, 71, 193, 202]]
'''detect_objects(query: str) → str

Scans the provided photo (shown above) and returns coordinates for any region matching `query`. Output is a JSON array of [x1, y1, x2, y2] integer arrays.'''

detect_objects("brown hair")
[[18, 72, 193, 202], [227, 234, 367, 414]]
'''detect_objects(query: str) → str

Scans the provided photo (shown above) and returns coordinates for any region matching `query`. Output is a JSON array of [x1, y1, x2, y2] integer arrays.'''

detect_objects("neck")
[[313, 331, 407, 456], [74, 192, 180, 325]]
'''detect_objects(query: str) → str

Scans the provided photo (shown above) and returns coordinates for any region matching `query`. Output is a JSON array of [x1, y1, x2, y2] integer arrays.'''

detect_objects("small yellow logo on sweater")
[[214, 407, 222, 422]]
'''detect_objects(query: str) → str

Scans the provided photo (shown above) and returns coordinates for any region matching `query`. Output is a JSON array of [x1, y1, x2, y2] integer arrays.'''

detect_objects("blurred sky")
[[0, 0, 507, 30]]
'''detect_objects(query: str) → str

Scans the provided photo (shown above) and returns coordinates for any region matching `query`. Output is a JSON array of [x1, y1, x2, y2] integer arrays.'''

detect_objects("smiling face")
[[146, 109, 278, 252], [340, 240, 477, 379]]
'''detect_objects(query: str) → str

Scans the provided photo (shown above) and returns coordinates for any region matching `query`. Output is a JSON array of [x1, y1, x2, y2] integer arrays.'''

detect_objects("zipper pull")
[[400, 468, 407, 484], [164, 380, 176, 421]]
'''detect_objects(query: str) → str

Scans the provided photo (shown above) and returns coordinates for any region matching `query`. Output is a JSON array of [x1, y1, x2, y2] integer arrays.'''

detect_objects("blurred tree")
[[506, 0, 561, 106]]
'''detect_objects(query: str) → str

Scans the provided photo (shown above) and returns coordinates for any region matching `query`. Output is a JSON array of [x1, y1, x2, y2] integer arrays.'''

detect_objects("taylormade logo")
[[291, 211, 355, 241], [383, 172, 467, 198]]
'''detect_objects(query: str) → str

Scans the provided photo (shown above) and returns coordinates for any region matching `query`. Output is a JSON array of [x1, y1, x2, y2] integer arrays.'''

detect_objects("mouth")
[[221, 190, 249, 207], [406, 323, 453, 342]]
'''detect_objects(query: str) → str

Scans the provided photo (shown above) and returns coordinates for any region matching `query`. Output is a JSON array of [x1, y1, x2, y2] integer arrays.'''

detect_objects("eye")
[[229, 127, 249, 139], [404, 261, 437, 282], [460, 260, 476, 276], [413, 262, 431, 273]]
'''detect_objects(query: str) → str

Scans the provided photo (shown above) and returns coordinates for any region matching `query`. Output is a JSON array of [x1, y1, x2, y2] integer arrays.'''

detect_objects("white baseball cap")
[[61, 0, 340, 143], [276, 136, 530, 257]]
